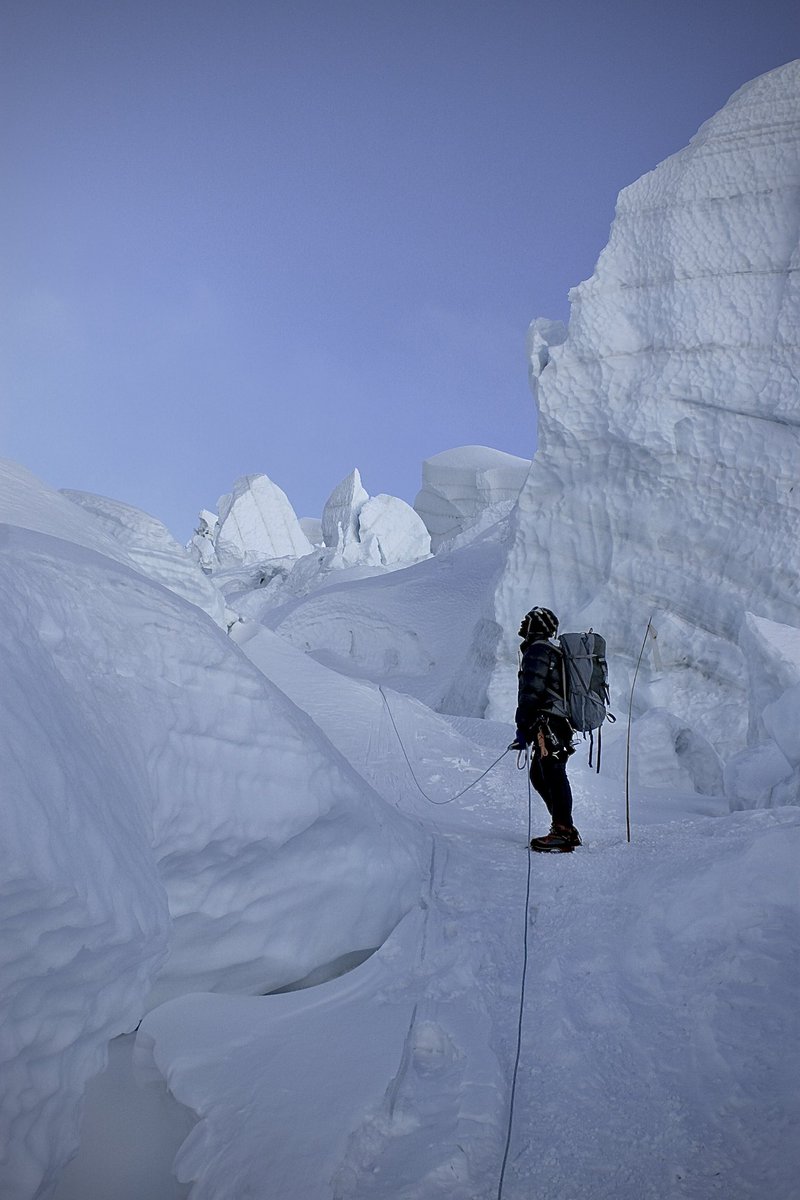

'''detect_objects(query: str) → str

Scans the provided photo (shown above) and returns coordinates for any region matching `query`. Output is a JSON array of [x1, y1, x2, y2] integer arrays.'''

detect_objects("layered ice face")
[[414, 445, 530, 551], [488, 61, 800, 757]]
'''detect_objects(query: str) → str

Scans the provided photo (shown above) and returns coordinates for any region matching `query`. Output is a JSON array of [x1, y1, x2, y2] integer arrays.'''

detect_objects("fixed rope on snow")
[[496, 746, 534, 1200], [379, 683, 534, 1197], [378, 685, 511, 806]]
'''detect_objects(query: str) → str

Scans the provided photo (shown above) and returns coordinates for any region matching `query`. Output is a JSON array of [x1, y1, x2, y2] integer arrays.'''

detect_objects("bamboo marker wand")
[[625, 615, 656, 843]]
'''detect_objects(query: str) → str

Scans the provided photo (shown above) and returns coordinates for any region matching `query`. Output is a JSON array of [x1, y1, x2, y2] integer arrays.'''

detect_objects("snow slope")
[[62, 488, 228, 627], [261, 520, 511, 715], [0, 462, 426, 1199], [138, 736, 800, 1200], [486, 61, 800, 760]]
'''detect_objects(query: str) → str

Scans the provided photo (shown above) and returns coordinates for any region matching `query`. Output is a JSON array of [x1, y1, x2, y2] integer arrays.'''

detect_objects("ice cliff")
[[487, 61, 800, 771]]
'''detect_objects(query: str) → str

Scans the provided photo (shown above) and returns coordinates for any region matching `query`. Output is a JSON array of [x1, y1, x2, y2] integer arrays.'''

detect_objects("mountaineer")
[[510, 606, 582, 853]]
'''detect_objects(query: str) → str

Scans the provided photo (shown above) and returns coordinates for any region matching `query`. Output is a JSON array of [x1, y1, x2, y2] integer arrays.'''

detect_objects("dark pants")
[[530, 751, 574, 828]]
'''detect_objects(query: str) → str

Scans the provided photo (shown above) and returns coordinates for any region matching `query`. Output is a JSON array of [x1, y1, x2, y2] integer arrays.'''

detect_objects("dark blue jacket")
[[515, 636, 572, 751]]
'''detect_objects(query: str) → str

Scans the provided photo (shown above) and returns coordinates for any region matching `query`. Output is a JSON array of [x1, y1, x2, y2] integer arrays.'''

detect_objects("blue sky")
[[3, 0, 799, 539]]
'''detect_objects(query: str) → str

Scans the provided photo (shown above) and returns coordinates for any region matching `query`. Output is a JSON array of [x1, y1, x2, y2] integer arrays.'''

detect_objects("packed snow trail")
[[139, 705, 800, 1200]]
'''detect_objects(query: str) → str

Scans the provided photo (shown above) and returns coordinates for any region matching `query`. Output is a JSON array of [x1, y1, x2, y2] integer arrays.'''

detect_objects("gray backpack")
[[557, 631, 614, 768]]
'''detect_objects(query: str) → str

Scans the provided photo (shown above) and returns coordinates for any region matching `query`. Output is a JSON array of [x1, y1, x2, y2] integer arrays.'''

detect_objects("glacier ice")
[[4, 58, 800, 1200], [414, 445, 530, 551], [321, 469, 431, 567], [214, 473, 313, 563], [357, 493, 431, 566], [485, 61, 800, 764], [322, 468, 370, 552]]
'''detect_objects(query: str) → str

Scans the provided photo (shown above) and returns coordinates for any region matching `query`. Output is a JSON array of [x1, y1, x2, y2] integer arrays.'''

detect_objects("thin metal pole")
[[625, 614, 656, 843]]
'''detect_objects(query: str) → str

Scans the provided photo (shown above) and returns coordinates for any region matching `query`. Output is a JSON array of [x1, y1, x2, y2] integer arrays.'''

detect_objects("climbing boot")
[[530, 824, 582, 853]]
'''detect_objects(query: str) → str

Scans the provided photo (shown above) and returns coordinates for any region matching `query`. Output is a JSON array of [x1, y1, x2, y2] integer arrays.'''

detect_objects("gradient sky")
[[3, 1, 799, 540]]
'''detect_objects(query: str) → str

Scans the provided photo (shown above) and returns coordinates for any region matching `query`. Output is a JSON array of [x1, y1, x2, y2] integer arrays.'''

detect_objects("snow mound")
[[62, 490, 227, 627], [414, 445, 530, 551], [487, 61, 800, 763], [0, 530, 170, 1200], [0, 461, 426, 1198]]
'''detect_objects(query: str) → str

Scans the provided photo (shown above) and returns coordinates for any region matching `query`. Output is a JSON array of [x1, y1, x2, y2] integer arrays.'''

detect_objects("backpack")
[[556, 631, 614, 769]]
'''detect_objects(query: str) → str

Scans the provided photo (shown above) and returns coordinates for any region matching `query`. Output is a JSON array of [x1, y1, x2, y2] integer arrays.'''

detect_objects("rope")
[[496, 747, 533, 1199], [380, 684, 534, 1195], [378, 685, 510, 805]]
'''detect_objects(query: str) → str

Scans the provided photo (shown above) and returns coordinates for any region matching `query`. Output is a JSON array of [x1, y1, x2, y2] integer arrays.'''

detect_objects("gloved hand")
[[508, 730, 527, 751]]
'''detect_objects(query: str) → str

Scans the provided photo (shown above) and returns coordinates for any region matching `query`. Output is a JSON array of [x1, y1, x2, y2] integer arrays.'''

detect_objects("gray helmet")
[[518, 606, 559, 640]]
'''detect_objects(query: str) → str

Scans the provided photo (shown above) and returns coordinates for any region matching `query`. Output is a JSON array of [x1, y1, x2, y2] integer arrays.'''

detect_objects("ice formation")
[[214, 473, 313, 563], [486, 61, 800, 766], [357, 493, 431, 565], [321, 468, 370, 551], [0, 460, 425, 1198], [187, 508, 220, 571], [414, 445, 530, 551], [320, 469, 431, 567]]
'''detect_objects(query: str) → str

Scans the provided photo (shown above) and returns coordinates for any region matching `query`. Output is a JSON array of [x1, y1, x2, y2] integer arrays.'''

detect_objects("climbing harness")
[[496, 748, 534, 1200], [378, 685, 510, 805]]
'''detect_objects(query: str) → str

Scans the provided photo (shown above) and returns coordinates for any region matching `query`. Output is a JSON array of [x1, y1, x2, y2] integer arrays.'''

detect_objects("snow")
[[3, 59, 800, 1200], [357, 493, 431, 565], [136, 758, 800, 1200], [320, 469, 431, 567], [0, 461, 425, 1198], [53, 1035, 194, 1200], [414, 445, 530, 551], [322, 467, 370, 552], [214, 473, 313, 563], [262, 520, 510, 714], [485, 60, 800, 765], [62, 489, 228, 627]]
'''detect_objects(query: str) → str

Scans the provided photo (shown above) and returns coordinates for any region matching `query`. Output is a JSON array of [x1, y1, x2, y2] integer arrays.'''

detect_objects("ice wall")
[[488, 61, 800, 757]]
